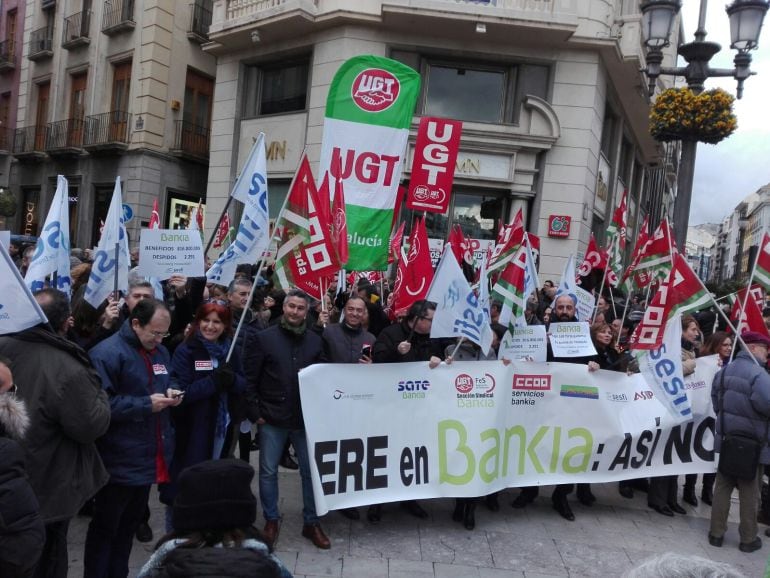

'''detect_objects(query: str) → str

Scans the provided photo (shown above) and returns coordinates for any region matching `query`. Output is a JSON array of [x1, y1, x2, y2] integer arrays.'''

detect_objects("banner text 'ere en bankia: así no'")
[[299, 357, 719, 515]]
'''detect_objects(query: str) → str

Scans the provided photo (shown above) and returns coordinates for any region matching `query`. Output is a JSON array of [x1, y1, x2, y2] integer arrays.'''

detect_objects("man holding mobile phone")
[[320, 296, 376, 520]]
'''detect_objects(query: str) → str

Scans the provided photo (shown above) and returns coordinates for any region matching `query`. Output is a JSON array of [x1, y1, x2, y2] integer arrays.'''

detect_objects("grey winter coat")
[[711, 350, 770, 463]]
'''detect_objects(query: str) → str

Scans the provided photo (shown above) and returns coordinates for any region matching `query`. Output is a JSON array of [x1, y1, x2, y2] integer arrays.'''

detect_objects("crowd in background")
[[1, 236, 768, 577]]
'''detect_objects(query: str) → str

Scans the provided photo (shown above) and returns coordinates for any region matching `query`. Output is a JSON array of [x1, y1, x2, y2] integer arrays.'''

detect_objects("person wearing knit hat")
[[137, 459, 293, 578]]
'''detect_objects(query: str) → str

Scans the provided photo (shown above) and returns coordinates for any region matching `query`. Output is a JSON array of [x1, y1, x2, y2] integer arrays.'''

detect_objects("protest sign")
[[548, 322, 596, 357], [499, 325, 548, 362], [138, 229, 205, 279], [300, 357, 719, 514]]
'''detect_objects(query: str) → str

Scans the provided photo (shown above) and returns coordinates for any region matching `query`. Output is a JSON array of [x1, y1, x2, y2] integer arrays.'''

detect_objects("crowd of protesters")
[[3, 238, 770, 576]]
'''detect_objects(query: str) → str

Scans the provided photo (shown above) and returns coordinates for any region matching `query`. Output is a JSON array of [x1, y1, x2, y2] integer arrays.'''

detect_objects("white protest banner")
[[548, 322, 596, 357], [299, 357, 719, 514], [138, 229, 205, 280], [499, 325, 548, 362], [0, 231, 9, 251]]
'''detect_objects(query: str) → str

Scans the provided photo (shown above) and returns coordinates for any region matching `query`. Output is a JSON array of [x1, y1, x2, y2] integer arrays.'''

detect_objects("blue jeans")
[[259, 423, 318, 525]]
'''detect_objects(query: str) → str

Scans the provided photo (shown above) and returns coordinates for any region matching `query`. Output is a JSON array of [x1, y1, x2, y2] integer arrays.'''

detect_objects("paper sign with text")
[[499, 325, 548, 362], [138, 229, 205, 280], [548, 322, 597, 358]]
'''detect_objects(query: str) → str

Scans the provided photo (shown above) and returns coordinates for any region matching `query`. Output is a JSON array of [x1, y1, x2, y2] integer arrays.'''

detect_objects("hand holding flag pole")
[[225, 148, 307, 363]]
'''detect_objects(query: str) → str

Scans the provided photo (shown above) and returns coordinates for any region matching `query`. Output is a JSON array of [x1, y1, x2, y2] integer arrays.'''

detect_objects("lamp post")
[[640, 0, 768, 250]]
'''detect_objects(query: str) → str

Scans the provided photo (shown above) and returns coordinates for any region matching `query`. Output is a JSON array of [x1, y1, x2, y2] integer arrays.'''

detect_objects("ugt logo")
[[351, 69, 400, 113]]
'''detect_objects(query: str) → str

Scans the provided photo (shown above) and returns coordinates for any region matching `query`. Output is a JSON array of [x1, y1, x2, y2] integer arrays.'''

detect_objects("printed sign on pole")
[[138, 229, 205, 279], [407, 117, 462, 213]]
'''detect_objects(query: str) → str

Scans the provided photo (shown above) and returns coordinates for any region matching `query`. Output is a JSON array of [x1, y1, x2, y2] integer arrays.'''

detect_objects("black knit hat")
[[173, 459, 257, 532]]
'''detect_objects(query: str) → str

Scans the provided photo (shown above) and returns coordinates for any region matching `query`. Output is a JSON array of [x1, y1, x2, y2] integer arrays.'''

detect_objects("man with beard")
[[511, 293, 599, 521]]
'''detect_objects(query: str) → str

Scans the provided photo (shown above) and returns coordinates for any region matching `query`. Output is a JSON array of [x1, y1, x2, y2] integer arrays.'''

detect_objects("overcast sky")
[[680, 1, 770, 225]]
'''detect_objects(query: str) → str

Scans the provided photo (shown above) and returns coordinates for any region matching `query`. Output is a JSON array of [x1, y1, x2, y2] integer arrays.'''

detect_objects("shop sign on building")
[[547, 215, 571, 238]]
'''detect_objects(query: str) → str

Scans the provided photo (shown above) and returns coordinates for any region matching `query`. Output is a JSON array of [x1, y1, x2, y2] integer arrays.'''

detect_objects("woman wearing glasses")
[[160, 301, 248, 531]]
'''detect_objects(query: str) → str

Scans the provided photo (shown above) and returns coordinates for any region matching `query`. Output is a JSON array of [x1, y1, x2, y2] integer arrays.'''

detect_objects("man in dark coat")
[[708, 331, 770, 553], [0, 289, 111, 578], [370, 300, 444, 522], [85, 299, 183, 578], [243, 288, 329, 550], [0, 355, 45, 578], [321, 296, 376, 520]]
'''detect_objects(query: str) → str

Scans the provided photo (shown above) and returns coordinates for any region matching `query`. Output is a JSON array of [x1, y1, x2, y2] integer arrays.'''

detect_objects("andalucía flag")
[[755, 232, 770, 292], [491, 244, 528, 328], [318, 55, 421, 271]]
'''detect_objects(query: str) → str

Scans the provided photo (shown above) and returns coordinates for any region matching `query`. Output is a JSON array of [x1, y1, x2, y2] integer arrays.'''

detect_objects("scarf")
[[197, 330, 232, 365], [196, 331, 232, 458], [279, 316, 306, 336]]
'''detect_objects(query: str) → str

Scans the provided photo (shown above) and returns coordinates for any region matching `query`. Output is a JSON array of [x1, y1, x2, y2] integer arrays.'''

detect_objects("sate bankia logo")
[[455, 373, 495, 408], [397, 379, 430, 400], [511, 374, 550, 407], [351, 69, 400, 112]]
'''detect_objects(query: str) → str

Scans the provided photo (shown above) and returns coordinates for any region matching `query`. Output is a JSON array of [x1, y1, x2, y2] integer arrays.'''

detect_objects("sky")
[[680, 0, 770, 225]]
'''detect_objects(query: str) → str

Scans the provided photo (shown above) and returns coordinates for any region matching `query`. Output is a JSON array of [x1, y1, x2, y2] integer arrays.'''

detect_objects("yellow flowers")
[[649, 88, 737, 144]]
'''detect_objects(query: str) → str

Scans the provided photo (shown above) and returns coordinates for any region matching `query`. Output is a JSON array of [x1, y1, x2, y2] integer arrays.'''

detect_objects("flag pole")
[[448, 336, 466, 359], [226, 149, 308, 363], [591, 266, 608, 324], [113, 241, 120, 297], [204, 195, 235, 256], [729, 224, 766, 361]]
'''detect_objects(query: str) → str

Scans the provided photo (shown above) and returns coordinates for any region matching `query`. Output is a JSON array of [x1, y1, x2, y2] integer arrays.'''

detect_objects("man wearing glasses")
[[85, 299, 183, 578], [369, 299, 445, 522]]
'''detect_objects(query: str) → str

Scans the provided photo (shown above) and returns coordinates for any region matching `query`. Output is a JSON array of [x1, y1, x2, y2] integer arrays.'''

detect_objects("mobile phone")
[[172, 391, 185, 399], [361, 344, 372, 358]]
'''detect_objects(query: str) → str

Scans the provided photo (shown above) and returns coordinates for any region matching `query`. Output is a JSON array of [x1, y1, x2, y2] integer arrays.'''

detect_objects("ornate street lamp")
[[639, 0, 768, 249]]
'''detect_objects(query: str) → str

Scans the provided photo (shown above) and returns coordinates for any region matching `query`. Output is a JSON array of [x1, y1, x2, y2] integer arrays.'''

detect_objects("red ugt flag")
[[406, 117, 462, 214], [392, 216, 434, 316]]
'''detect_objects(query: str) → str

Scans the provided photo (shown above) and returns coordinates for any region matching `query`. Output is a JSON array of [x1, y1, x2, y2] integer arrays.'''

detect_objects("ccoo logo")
[[351, 69, 400, 112]]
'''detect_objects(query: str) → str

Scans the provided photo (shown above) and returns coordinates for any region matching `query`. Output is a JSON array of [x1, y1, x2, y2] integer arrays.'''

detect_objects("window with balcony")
[[242, 58, 309, 118], [0, 9, 17, 71], [0, 92, 11, 150], [188, 0, 212, 43], [28, 11, 54, 61], [102, 0, 135, 35], [63, 0, 92, 49], [172, 68, 212, 161], [85, 59, 133, 149]]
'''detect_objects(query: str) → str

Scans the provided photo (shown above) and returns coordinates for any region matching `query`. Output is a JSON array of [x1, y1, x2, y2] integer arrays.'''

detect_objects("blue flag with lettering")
[[427, 245, 494, 354], [25, 175, 72, 296], [0, 238, 48, 334], [206, 134, 270, 285], [84, 177, 130, 307]]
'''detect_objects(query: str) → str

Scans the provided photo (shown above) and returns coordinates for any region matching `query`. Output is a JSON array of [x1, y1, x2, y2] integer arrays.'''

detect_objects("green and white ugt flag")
[[319, 55, 420, 271]]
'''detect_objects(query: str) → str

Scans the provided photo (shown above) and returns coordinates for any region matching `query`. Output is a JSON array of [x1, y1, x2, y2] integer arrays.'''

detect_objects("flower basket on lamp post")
[[649, 87, 738, 144]]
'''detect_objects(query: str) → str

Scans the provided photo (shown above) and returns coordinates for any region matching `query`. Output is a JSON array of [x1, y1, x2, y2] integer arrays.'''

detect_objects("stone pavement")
[[67, 458, 769, 577]]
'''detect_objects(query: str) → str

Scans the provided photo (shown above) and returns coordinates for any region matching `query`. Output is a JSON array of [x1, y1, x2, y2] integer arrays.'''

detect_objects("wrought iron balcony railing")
[[28, 27, 54, 61], [84, 111, 131, 149], [46, 118, 85, 151], [102, 0, 136, 35], [0, 40, 16, 71], [171, 119, 210, 161], [62, 10, 91, 48], [13, 126, 48, 156], [188, 0, 212, 43]]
